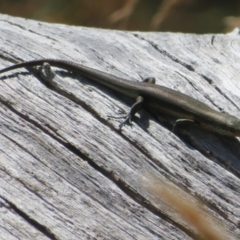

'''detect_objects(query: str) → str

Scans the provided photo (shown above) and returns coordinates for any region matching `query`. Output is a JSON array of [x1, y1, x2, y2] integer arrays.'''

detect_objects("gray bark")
[[0, 14, 239, 239]]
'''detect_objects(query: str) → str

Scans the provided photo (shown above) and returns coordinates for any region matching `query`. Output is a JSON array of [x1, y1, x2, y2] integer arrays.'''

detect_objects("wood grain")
[[0, 14, 239, 239]]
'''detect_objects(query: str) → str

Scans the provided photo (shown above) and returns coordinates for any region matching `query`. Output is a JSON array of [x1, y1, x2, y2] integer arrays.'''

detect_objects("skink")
[[0, 59, 240, 137]]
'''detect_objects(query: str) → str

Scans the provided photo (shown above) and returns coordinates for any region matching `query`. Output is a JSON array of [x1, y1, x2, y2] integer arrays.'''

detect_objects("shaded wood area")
[[0, 14, 239, 239]]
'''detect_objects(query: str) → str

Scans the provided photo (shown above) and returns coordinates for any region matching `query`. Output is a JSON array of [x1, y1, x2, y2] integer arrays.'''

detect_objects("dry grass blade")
[[143, 174, 233, 240]]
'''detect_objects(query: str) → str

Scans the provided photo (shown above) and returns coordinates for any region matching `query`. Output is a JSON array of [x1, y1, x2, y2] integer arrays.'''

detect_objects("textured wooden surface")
[[0, 14, 239, 239]]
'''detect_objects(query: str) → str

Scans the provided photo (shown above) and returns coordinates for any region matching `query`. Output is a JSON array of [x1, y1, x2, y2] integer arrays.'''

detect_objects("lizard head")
[[215, 114, 240, 137], [200, 113, 240, 137]]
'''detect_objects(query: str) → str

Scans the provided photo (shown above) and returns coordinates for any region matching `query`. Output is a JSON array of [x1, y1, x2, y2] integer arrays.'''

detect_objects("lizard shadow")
[[132, 102, 240, 179], [135, 109, 240, 178], [173, 122, 240, 178]]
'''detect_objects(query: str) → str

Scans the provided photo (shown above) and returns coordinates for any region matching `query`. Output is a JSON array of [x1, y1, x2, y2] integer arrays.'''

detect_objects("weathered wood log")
[[0, 14, 239, 239]]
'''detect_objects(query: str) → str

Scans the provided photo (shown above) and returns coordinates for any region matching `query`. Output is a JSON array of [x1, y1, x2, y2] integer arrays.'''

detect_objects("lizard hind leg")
[[172, 119, 196, 133]]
